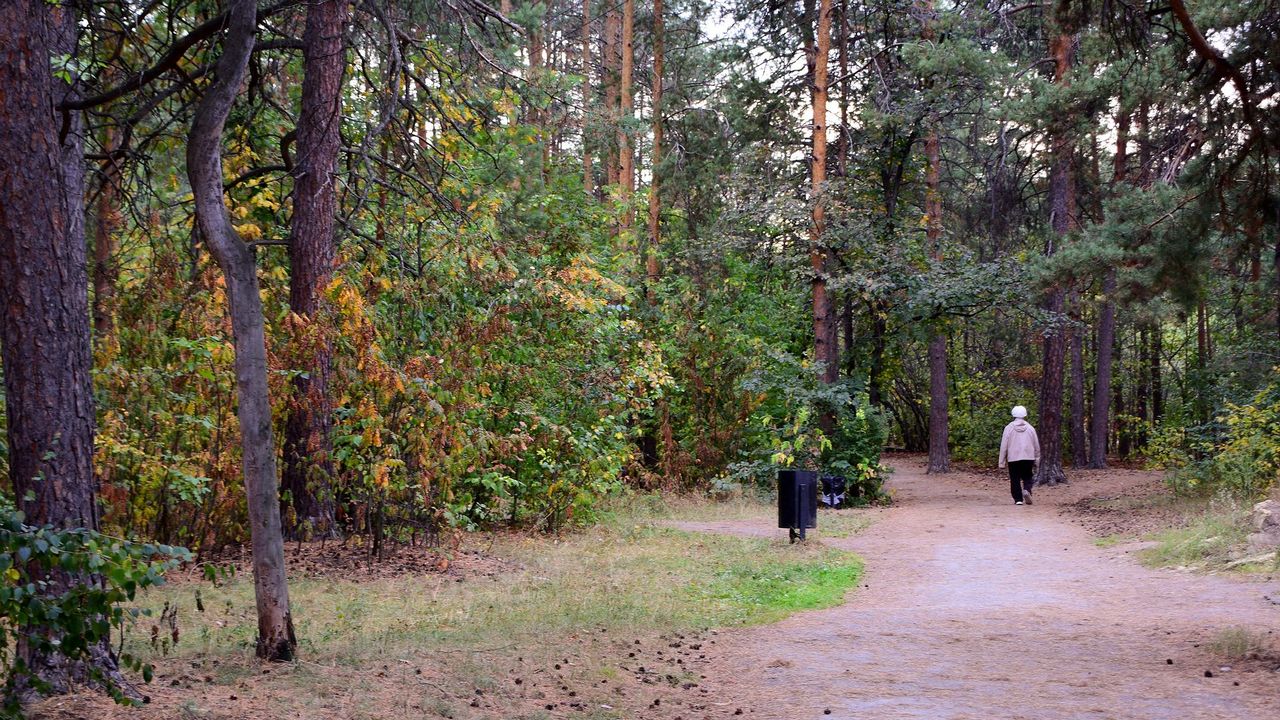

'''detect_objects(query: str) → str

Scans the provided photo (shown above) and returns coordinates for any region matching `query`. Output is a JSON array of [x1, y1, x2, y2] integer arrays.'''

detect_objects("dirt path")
[[679, 456, 1280, 719]]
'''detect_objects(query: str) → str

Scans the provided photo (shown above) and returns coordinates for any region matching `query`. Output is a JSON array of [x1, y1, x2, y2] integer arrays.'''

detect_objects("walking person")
[[998, 405, 1040, 505]]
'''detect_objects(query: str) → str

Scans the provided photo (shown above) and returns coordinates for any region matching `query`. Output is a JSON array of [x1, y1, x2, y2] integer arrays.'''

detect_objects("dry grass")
[[34, 498, 869, 720], [1207, 626, 1273, 661], [1139, 503, 1255, 571]]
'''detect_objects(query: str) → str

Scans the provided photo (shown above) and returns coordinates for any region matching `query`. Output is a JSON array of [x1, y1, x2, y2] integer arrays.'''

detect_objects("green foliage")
[[1140, 504, 1252, 570], [0, 511, 189, 714], [949, 371, 1035, 464], [726, 346, 887, 502], [1166, 369, 1280, 501]]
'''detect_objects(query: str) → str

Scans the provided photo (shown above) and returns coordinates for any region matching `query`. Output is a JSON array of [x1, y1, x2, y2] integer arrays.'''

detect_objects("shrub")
[[724, 348, 887, 502], [0, 510, 189, 714], [949, 371, 1034, 464], [1166, 368, 1280, 501]]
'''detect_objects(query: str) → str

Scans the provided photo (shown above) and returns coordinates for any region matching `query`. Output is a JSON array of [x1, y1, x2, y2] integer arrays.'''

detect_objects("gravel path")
[[677, 456, 1280, 719]]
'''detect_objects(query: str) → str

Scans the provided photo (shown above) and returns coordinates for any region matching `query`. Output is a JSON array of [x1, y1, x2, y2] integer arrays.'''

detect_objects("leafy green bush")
[[949, 371, 1034, 464], [725, 346, 886, 502], [0, 511, 189, 714], [1166, 369, 1280, 501]]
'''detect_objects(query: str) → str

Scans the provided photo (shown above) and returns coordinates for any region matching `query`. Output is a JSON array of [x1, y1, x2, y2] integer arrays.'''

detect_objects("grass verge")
[[39, 503, 866, 720], [1138, 504, 1256, 570], [138, 523, 861, 663]]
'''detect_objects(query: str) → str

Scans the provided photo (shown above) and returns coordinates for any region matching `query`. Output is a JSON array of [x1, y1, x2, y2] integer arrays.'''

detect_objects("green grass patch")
[[127, 517, 861, 665], [1093, 534, 1131, 548], [1139, 505, 1252, 570]]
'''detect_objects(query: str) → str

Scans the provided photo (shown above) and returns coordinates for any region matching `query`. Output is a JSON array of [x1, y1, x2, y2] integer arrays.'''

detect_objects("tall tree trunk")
[[92, 126, 122, 338], [923, 134, 949, 473], [282, 0, 348, 540], [1151, 320, 1163, 424], [1089, 272, 1116, 467], [869, 309, 886, 407], [602, 6, 619, 186], [618, 0, 635, 231], [529, 5, 548, 179], [646, 0, 663, 294], [810, 0, 837, 400], [836, 0, 850, 178], [1034, 20, 1076, 487], [1136, 324, 1149, 448], [1069, 293, 1087, 468], [843, 291, 855, 377], [920, 0, 949, 473], [1088, 111, 1126, 469], [582, 0, 593, 194], [1116, 327, 1130, 457], [186, 0, 296, 661], [0, 0, 128, 696]]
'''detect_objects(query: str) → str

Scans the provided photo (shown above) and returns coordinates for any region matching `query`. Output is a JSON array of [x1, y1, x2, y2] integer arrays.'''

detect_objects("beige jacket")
[[998, 419, 1041, 467]]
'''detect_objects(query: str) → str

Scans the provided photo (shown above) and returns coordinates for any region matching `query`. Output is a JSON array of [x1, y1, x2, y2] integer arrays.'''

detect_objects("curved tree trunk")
[[185, 0, 295, 661], [282, 0, 349, 541]]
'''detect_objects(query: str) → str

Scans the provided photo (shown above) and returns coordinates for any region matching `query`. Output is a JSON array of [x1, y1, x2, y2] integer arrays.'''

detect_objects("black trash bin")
[[777, 470, 818, 542]]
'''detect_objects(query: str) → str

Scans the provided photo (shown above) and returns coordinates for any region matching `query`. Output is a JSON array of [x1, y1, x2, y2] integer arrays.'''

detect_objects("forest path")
[[675, 456, 1280, 719]]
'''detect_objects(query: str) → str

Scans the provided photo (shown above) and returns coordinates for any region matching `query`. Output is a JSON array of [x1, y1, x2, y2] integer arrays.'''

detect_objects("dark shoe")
[[1023, 488, 1033, 505]]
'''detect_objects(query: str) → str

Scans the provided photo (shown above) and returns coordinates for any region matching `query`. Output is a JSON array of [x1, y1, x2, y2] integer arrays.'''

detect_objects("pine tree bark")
[[1069, 292, 1088, 467], [582, 0, 593, 195], [92, 126, 122, 338], [920, 0, 948, 473], [602, 6, 619, 186], [646, 0, 663, 293], [924, 126, 949, 473], [186, 0, 296, 661], [810, 0, 837, 395], [282, 0, 348, 540], [1034, 20, 1076, 487], [618, 0, 635, 230], [1088, 111, 1126, 469], [0, 0, 128, 696]]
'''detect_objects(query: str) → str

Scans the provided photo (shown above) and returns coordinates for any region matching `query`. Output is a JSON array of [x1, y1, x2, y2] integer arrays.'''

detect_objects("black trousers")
[[1008, 460, 1034, 501]]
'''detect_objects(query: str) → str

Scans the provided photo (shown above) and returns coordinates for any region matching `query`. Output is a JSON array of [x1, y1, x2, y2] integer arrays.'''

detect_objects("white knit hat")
[[1011, 405, 1028, 418]]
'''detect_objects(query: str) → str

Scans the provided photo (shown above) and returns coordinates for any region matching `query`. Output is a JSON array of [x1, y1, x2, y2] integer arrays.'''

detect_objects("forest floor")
[[32, 456, 1280, 719]]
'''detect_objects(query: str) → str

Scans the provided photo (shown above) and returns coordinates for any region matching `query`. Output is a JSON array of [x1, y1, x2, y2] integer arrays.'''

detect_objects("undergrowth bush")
[[1165, 368, 1280, 501], [0, 511, 189, 715], [724, 348, 887, 503], [949, 371, 1035, 464]]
